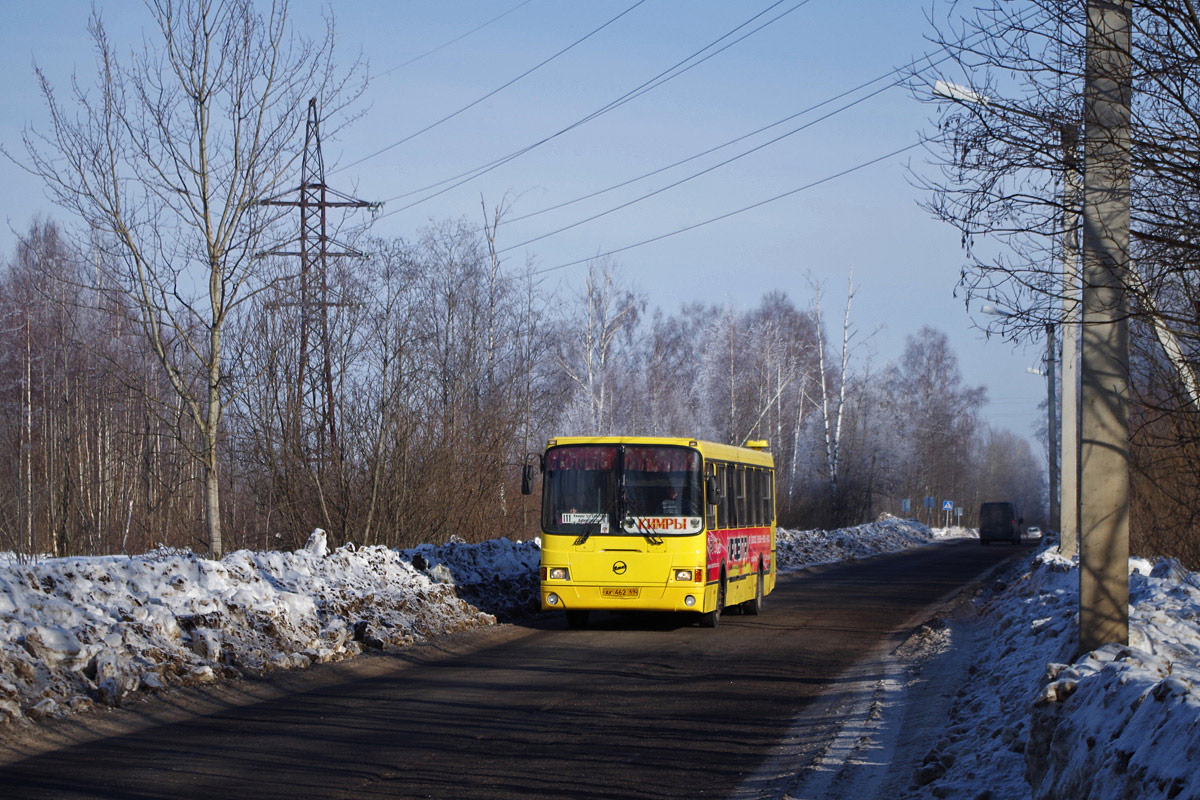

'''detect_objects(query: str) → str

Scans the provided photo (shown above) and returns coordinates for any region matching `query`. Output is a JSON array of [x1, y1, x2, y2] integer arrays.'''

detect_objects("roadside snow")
[[400, 535, 540, 620], [776, 517, 972, 570], [878, 545, 1200, 800], [0, 517, 949, 726], [3, 519, 1198, 800], [1023, 553, 1200, 800], [0, 531, 502, 722]]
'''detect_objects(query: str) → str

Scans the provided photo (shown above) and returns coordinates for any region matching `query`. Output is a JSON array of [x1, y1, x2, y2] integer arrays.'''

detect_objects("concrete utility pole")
[[1060, 126, 1082, 560], [1079, 0, 1131, 652], [1045, 323, 1058, 534], [931, 80, 1080, 544]]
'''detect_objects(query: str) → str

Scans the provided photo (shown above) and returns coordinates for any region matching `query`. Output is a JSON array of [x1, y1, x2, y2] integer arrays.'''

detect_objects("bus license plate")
[[601, 587, 640, 598]]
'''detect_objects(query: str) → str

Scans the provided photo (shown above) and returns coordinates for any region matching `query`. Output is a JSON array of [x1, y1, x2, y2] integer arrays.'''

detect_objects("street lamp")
[[938, 80, 1080, 553], [935, 0, 1134, 655], [932, 79, 989, 106]]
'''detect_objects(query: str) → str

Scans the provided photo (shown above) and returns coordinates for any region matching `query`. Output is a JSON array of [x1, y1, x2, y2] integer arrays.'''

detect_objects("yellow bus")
[[528, 436, 776, 628]]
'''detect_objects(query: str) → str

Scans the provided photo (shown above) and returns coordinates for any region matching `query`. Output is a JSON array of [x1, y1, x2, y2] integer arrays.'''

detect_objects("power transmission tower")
[[260, 97, 379, 465]]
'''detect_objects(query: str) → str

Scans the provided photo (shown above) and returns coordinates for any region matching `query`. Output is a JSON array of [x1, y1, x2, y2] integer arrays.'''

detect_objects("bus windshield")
[[542, 444, 704, 536]]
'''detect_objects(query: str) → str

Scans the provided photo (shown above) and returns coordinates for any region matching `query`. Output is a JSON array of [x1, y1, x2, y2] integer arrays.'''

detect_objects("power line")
[[336, 1, 1031, 267], [357, 0, 1018, 242], [496, 80, 898, 254], [497, 28, 995, 230], [477, 6, 1035, 255], [361, 0, 815, 219], [489, 21, 1002, 254], [335, 0, 650, 175], [530, 139, 924, 275], [374, 0, 537, 78]]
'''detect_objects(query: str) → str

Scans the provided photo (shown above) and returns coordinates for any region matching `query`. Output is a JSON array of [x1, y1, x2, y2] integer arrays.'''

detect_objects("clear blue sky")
[[0, 0, 1050, 451]]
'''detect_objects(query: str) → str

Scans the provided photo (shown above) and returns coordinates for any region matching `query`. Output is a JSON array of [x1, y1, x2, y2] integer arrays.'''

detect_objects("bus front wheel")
[[701, 575, 725, 628]]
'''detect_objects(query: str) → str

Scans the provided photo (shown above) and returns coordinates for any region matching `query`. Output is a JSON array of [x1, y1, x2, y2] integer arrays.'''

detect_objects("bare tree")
[[556, 258, 643, 434], [914, 0, 1200, 560], [882, 327, 988, 524], [0, 220, 196, 556], [975, 427, 1046, 524], [18, 1, 364, 556], [811, 274, 856, 519]]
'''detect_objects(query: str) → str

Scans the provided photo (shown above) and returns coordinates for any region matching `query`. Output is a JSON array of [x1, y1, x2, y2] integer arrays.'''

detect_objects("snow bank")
[[899, 547, 1079, 798], [0, 531, 497, 724], [401, 535, 541, 621], [903, 545, 1200, 800], [1025, 554, 1200, 800], [777, 516, 968, 570]]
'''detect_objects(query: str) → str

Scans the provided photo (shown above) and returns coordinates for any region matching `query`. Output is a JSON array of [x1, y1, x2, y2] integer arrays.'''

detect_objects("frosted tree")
[[18, 1, 364, 557], [556, 259, 643, 434]]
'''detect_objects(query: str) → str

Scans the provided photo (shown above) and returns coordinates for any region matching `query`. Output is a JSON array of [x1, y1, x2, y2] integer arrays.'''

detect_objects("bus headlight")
[[548, 567, 570, 581], [547, 593, 561, 606], [675, 569, 693, 581], [684, 595, 696, 607]]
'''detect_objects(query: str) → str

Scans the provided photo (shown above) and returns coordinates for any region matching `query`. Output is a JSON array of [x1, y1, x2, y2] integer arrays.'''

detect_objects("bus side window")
[[723, 466, 735, 529], [763, 470, 775, 525], [749, 468, 761, 527], [716, 464, 728, 529], [744, 467, 754, 527], [739, 467, 748, 527], [733, 467, 746, 529], [706, 464, 718, 530]]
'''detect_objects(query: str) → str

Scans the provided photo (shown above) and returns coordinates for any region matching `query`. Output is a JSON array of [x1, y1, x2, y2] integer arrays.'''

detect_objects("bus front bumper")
[[540, 582, 714, 614]]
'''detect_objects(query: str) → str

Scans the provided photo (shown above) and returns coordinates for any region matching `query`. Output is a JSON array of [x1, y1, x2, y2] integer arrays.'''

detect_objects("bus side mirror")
[[520, 454, 542, 495], [706, 475, 721, 504]]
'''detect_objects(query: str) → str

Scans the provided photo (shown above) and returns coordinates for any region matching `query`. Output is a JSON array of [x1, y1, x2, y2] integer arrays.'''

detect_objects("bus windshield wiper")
[[574, 512, 601, 545], [574, 524, 596, 546], [574, 497, 618, 545], [617, 464, 662, 545]]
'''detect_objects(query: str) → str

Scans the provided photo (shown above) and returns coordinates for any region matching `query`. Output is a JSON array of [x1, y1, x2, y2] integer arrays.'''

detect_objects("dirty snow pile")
[[777, 516, 970, 571], [0, 531, 538, 725], [401, 535, 540, 620], [902, 546, 1200, 800]]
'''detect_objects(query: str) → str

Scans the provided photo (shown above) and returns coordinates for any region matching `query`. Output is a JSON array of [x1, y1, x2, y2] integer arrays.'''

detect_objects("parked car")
[[978, 501, 1022, 545], [1026, 526, 1042, 541]]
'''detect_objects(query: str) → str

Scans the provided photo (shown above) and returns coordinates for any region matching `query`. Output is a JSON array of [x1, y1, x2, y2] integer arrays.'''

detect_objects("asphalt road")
[[0, 540, 1024, 800]]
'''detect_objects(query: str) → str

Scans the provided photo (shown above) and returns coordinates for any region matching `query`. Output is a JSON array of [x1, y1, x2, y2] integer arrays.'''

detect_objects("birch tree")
[[812, 276, 855, 518], [19, 1, 363, 556], [884, 327, 988, 522], [557, 259, 642, 433]]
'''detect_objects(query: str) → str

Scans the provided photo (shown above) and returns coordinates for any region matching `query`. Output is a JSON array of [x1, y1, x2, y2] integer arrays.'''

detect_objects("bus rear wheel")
[[565, 610, 590, 629], [700, 575, 725, 628], [743, 569, 765, 616]]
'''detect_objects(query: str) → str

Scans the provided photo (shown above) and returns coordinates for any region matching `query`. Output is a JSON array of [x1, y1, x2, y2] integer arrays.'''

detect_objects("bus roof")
[[545, 436, 774, 468]]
